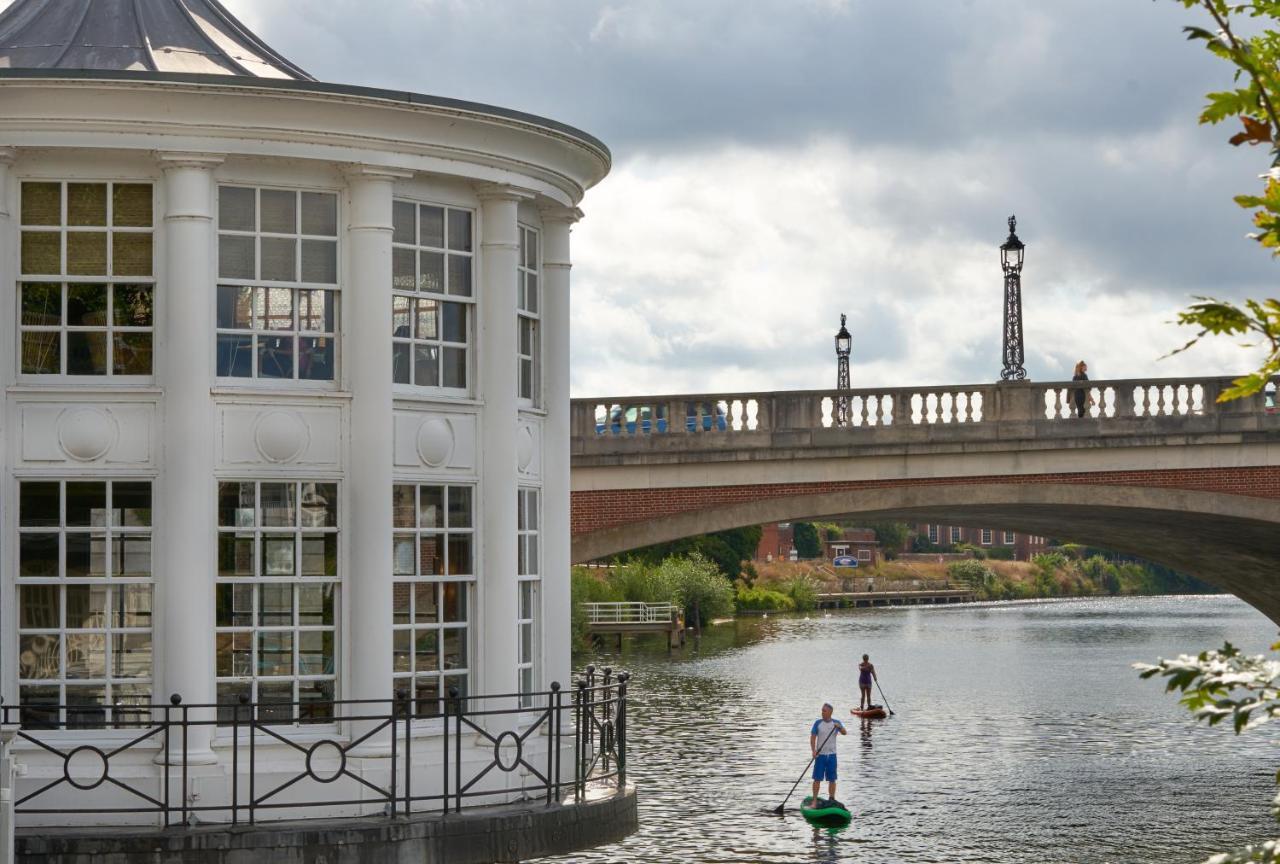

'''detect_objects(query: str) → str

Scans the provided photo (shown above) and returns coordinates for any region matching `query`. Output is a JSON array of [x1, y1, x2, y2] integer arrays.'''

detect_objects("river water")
[[538, 595, 1279, 863]]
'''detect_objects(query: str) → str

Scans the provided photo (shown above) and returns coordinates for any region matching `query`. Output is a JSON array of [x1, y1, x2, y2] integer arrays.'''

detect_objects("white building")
[[0, 0, 613, 835]]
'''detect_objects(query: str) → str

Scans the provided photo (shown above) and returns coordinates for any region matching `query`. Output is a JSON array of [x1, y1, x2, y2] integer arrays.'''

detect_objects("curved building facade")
[[0, 0, 611, 832]]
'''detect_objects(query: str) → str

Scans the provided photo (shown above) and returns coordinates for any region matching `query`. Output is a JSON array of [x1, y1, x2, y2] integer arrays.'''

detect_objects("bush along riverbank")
[[571, 547, 1219, 650]]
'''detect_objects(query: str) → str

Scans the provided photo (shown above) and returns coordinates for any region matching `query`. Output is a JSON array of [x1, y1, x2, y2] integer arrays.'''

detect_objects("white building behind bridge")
[[0, 0, 610, 830]]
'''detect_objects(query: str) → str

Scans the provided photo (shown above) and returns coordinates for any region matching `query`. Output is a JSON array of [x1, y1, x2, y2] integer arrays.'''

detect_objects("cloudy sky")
[[52, 0, 1280, 394]]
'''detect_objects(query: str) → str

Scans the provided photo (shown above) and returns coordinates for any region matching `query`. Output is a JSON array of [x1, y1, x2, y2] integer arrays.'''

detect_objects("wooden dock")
[[582, 601, 685, 648], [815, 588, 977, 609]]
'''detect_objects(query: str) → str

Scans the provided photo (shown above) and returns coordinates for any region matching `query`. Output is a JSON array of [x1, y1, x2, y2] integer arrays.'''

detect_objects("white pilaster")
[[0, 147, 14, 219], [537, 205, 582, 693], [158, 152, 223, 762], [0, 148, 14, 707], [476, 184, 532, 711], [345, 167, 407, 752]]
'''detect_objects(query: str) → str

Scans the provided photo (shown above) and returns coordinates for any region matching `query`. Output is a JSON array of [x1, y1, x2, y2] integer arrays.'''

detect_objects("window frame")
[[215, 185, 341, 386], [1003, 531, 1015, 545], [516, 224, 541, 407], [213, 479, 341, 727], [927, 525, 939, 544], [390, 198, 475, 394], [15, 479, 156, 730], [980, 529, 993, 546], [517, 487, 541, 708], [391, 482, 475, 722], [17, 180, 157, 382], [950, 526, 963, 544]]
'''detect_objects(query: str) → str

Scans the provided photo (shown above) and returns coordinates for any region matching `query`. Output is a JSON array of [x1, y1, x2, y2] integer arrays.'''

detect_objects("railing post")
[[575, 679, 586, 803], [441, 685, 450, 815], [451, 687, 462, 813], [546, 682, 560, 804], [397, 689, 411, 816], [172, 694, 188, 827], [162, 697, 172, 827], [551, 682, 563, 803], [616, 673, 628, 791], [232, 694, 247, 826]]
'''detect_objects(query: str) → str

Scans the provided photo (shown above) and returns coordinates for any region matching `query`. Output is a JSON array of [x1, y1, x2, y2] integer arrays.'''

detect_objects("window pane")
[[392, 486, 415, 528], [67, 332, 108, 375], [21, 231, 60, 274], [416, 630, 440, 672], [217, 333, 253, 377], [418, 536, 443, 576], [65, 534, 107, 578], [443, 583, 466, 623], [113, 536, 151, 577], [420, 251, 444, 293], [260, 237, 296, 282], [392, 295, 412, 337], [218, 534, 255, 577], [414, 677, 440, 718], [300, 239, 336, 283], [22, 182, 61, 225], [394, 629, 411, 672], [260, 287, 294, 330], [525, 230, 538, 268], [447, 209, 471, 252], [258, 335, 294, 379], [67, 183, 107, 226], [298, 583, 334, 626], [259, 584, 293, 626], [218, 482, 256, 527], [300, 535, 337, 577], [261, 483, 295, 527], [393, 535, 416, 576], [416, 297, 438, 340], [21, 282, 62, 326], [299, 631, 334, 676], [302, 483, 336, 527], [216, 584, 254, 628], [219, 186, 256, 231], [112, 233, 152, 277], [112, 634, 151, 678], [420, 205, 444, 248], [442, 302, 466, 343], [257, 634, 294, 678], [419, 486, 443, 528], [66, 232, 107, 275], [66, 482, 106, 527], [442, 628, 466, 669], [217, 285, 254, 329], [19, 635, 60, 679], [393, 583, 412, 625], [392, 342, 410, 384], [21, 332, 60, 374], [448, 534, 472, 576], [298, 290, 333, 332], [114, 585, 152, 628], [443, 347, 467, 389], [67, 585, 109, 628], [393, 200, 415, 244], [113, 284, 153, 327], [415, 583, 438, 622], [20, 482, 60, 526], [393, 247, 416, 291], [19, 534, 58, 576], [66, 633, 106, 678], [260, 189, 296, 234], [300, 192, 337, 236], [413, 345, 439, 387], [218, 235, 255, 279], [447, 255, 471, 297], [113, 332, 153, 375], [262, 537, 295, 576], [520, 358, 533, 399], [447, 487, 472, 529], [298, 337, 333, 380], [113, 184, 153, 227], [20, 585, 60, 628], [67, 283, 108, 326], [526, 273, 538, 313]]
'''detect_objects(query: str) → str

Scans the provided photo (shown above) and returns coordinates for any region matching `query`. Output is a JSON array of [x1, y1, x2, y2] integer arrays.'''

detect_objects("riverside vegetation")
[[571, 544, 1213, 651]]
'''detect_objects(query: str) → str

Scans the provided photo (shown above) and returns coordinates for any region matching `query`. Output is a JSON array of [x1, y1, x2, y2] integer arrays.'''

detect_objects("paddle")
[[773, 722, 841, 815], [875, 679, 896, 716]]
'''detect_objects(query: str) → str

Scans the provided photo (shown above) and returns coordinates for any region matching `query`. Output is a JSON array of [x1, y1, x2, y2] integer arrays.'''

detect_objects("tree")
[[792, 521, 822, 558], [1138, 642, 1280, 862], [1164, 0, 1280, 400], [869, 521, 910, 559], [620, 525, 763, 579]]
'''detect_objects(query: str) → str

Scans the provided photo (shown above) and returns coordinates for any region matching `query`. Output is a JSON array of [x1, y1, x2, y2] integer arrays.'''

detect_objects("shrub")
[[985, 546, 1015, 561], [735, 586, 796, 612], [658, 552, 735, 626], [784, 575, 819, 611], [947, 559, 995, 590], [954, 543, 986, 560]]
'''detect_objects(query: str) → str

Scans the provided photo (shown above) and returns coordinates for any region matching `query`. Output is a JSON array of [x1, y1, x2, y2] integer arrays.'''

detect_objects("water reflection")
[[538, 596, 1278, 864]]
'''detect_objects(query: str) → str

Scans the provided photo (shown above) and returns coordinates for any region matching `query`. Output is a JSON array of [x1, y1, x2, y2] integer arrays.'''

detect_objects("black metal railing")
[[0, 668, 628, 826]]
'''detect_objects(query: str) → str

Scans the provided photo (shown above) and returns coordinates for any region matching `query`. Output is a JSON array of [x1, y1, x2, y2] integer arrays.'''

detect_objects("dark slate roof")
[[0, 0, 312, 79]]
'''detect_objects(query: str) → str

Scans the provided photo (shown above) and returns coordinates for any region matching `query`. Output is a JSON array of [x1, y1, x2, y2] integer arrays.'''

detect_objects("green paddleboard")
[[800, 796, 852, 826]]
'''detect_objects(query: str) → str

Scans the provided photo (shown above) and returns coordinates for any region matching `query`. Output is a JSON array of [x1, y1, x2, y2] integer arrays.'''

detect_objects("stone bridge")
[[569, 376, 1280, 622]]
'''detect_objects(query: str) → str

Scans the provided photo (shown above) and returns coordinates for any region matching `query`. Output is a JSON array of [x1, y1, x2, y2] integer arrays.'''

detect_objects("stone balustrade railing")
[[571, 376, 1278, 438]]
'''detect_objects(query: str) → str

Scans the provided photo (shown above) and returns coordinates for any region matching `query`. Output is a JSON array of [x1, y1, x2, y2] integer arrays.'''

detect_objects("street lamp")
[[999, 215, 1027, 381], [835, 313, 852, 426]]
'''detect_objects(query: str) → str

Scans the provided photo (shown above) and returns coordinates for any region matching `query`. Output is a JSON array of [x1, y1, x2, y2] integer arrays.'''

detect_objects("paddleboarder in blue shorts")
[[810, 703, 847, 805]]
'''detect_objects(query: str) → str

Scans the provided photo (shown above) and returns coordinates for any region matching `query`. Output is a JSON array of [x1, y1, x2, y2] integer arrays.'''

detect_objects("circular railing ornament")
[[494, 730, 523, 772], [64, 745, 110, 791], [305, 740, 347, 783]]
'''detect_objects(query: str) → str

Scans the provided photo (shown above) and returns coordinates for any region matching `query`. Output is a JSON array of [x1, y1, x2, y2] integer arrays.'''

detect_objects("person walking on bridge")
[[857, 654, 877, 710], [1072, 360, 1092, 418]]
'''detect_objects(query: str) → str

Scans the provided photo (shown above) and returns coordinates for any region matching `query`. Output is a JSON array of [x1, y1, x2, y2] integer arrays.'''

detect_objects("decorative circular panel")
[[416, 418, 455, 467], [254, 411, 309, 463], [57, 407, 117, 462], [65, 746, 110, 791], [516, 425, 535, 473]]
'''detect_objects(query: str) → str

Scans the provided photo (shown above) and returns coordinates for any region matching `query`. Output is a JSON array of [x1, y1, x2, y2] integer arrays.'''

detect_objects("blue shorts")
[[812, 753, 837, 782]]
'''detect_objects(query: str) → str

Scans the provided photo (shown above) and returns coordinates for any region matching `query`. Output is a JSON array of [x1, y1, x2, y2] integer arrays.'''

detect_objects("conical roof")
[[0, 0, 312, 79]]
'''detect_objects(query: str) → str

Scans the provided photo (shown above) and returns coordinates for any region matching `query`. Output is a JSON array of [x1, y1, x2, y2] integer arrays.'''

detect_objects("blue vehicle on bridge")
[[596, 401, 729, 434]]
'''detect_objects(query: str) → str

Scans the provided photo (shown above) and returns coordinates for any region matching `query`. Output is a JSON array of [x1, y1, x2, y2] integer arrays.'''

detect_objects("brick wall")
[[571, 466, 1280, 536]]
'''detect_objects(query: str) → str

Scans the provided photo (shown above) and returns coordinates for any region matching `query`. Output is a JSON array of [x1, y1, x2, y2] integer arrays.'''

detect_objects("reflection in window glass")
[[16, 481, 153, 729]]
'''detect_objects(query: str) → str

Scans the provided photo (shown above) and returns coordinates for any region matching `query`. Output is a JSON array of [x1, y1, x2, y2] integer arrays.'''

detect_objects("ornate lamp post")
[[835, 313, 852, 426], [999, 215, 1027, 381]]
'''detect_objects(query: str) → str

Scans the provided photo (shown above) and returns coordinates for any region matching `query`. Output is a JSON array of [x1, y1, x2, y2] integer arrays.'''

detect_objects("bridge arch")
[[571, 483, 1280, 623]]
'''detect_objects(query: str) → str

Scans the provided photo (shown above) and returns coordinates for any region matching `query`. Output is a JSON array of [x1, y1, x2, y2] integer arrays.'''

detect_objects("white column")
[[344, 167, 406, 754], [476, 184, 531, 712], [538, 205, 582, 692], [158, 153, 223, 762], [0, 147, 15, 707]]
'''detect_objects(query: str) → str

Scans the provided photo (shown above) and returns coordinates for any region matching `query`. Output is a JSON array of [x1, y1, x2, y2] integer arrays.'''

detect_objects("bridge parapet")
[[573, 376, 1276, 439]]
